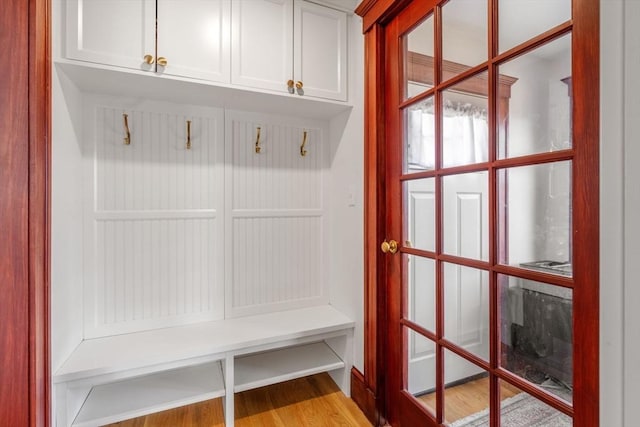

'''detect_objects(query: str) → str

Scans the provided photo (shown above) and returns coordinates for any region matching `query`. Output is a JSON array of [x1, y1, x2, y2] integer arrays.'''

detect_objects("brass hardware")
[[143, 54, 155, 64], [255, 127, 262, 153], [300, 130, 308, 157], [295, 81, 303, 90], [157, 57, 168, 66], [186, 120, 192, 150], [287, 79, 295, 94], [381, 239, 398, 254], [122, 113, 131, 145]]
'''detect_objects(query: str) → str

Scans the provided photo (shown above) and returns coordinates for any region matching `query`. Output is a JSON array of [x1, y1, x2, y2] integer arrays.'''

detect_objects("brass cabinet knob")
[[295, 81, 303, 90], [287, 79, 295, 88], [157, 57, 168, 67], [381, 239, 398, 254], [143, 54, 155, 64]]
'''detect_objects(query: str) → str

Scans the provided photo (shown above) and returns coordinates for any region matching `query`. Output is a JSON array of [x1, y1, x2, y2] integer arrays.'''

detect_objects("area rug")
[[449, 392, 572, 427]]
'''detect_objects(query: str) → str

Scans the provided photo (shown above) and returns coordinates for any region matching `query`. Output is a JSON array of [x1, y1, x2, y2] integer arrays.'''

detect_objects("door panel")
[[294, 0, 348, 101], [66, 0, 155, 70], [157, 0, 231, 82], [231, 0, 293, 92]]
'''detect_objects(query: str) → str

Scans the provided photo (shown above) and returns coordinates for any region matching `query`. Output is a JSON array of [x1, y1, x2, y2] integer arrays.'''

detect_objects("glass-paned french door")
[[382, 0, 598, 426]]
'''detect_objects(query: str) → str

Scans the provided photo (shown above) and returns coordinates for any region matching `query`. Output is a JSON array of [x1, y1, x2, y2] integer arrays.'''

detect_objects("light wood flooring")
[[419, 377, 522, 424], [105, 373, 372, 427]]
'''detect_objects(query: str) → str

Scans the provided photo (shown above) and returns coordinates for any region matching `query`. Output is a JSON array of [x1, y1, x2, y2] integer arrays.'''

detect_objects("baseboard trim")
[[350, 367, 381, 426]]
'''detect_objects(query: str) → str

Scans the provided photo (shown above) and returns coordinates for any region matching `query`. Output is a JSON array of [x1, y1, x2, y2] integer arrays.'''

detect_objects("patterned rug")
[[449, 392, 572, 427]]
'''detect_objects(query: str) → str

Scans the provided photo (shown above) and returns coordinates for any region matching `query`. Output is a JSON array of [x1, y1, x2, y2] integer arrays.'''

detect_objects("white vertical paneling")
[[231, 118, 322, 210], [94, 107, 218, 212], [231, 216, 323, 310], [84, 96, 225, 338], [225, 111, 328, 317]]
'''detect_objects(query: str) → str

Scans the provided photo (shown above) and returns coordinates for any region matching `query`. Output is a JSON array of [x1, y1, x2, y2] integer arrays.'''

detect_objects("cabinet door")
[[231, 0, 294, 93], [294, 1, 347, 101], [157, 0, 231, 83], [65, 0, 155, 70]]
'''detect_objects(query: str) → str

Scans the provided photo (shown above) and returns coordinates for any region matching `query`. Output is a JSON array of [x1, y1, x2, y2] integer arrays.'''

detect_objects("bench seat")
[[54, 305, 354, 427]]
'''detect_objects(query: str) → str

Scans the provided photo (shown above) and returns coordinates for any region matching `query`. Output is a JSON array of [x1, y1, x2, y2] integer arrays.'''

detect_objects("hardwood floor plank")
[[105, 373, 371, 427]]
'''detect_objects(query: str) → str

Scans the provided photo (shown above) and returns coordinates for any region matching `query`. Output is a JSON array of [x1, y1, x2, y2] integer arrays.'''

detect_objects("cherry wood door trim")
[[0, 0, 31, 423], [28, 0, 51, 425]]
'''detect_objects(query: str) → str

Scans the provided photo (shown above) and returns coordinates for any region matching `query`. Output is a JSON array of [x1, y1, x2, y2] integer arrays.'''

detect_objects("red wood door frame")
[[356, 0, 599, 426], [0, 0, 51, 425]]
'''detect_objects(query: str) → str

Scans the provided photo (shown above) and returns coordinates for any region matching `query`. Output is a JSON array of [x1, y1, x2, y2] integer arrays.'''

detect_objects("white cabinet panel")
[[157, 0, 231, 82], [66, 0, 155, 70], [231, 0, 293, 92], [294, 0, 347, 101], [232, 0, 347, 101]]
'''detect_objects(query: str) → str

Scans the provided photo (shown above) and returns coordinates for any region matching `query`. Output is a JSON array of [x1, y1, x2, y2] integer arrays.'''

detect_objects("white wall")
[[51, 1, 84, 374], [600, 1, 625, 426], [328, 13, 365, 372]]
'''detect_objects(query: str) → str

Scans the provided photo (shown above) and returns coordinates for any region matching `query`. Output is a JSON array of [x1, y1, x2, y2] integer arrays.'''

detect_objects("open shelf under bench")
[[54, 305, 354, 427]]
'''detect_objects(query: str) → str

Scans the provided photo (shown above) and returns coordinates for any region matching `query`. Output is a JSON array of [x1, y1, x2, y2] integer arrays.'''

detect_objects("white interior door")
[[442, 172, 489, 382]]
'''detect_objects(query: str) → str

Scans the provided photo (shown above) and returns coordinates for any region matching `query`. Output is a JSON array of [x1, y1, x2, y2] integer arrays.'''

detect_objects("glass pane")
[[405, 97, 435, 173], [444, 349, 489, 426], [498, 161, 572, 276], [406, 327, 436, 416], [444, 263, 489, 361], [404, 177, 435, 251], [498, 34, 572, 159], [442, 0, 487, 81], [499, 380, 573, 425], [406, 255, 436, 333], [500, 275, 573, 403], [443, 172, 489, 261], [442, 72, 489, 168], [499, 0, 571, 53], [405, 14, 435, 99]]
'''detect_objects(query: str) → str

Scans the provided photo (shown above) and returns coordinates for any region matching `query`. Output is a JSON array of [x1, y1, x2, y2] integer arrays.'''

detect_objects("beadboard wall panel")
[[84, 96, 225, 338], [231, 216, 323, 309], [226, 111, 329, 317], [230, 119, 322, 210]]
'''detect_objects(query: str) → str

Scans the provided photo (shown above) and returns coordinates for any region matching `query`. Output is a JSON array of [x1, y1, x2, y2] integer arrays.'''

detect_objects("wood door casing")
[[0, 0, 51, 425], [355, 0, 599, 426]]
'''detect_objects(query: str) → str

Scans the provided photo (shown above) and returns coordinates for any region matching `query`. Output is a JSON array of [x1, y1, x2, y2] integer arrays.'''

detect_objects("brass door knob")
[[157, 57, 168, 67], [143, 54, 155, 64], [381, 239, 398, 254], [295, 81, 303, 90]]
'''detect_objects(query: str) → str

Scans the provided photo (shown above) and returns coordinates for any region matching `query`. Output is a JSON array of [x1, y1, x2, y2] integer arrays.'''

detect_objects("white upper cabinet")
[[294, 1, 347, 101], [156, 0, 231, 82], [65, 0, 156, 70], [232, 0, 348, 102], [231, 0, 294, 93], [65, 0, 231, 83]]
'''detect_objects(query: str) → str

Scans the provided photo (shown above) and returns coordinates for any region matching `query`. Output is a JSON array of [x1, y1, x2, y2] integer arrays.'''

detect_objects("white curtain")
[[408, 100, 488, 169]]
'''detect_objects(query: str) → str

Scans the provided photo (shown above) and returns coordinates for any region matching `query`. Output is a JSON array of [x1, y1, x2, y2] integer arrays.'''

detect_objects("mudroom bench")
[[54, 305, 354, 427]]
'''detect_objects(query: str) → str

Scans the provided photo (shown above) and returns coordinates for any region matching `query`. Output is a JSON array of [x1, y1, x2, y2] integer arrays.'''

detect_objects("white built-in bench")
[[54, 305, 354, 427]]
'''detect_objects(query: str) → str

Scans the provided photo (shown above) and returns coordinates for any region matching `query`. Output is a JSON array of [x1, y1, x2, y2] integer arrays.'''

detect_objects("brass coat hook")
[[186, 120, 192, 150], [123, 113, 131, 145], [255, 127, 262, 153], [300, 130, 308, 157]]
